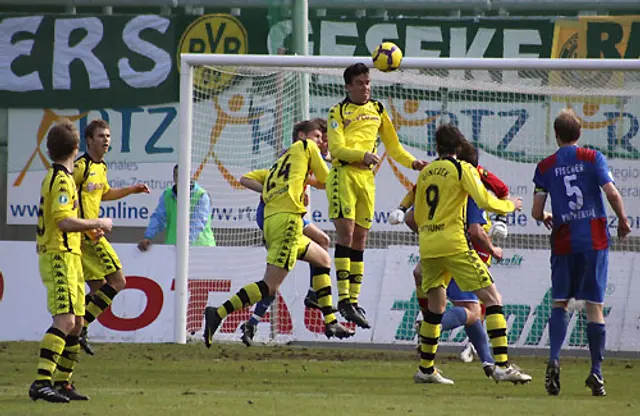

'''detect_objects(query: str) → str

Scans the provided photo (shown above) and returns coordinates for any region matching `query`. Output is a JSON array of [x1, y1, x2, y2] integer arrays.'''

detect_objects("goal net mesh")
[[185, 61, 640, 351]]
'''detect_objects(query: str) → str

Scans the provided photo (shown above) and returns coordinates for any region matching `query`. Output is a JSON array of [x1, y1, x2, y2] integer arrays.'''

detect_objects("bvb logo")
[[557, 32, 613, 87], [177, 14, 249, 98]]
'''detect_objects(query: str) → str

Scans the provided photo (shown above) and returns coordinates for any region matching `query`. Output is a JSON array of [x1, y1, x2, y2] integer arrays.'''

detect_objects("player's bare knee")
[[463, 303, 482, 324], [87, 279, 105, 294], [552, 300, 569, 310], [107, 270, 126, 292], [586, 302, 605, 324], [53, 314, 75, 335]]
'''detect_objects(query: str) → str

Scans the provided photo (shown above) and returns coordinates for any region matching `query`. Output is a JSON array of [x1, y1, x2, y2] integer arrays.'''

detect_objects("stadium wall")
[[1, 242, 639, 352]]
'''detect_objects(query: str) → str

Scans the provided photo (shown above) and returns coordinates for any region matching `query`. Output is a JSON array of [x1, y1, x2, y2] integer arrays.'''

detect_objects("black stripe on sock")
[[493, 346, 508, 356], [46, 327, 66, 339], [92, 295, 110, 311], [487, 328, 507, 339], [337, 271, 349, 281], [335, 244, 351, 258], [420, 352, 435, 361], [321, 306, 334, 316], [485, 305, 504, 316], [84, 312, 96, 323], [257, 281, 270, 298], [37, 368, 52, 377], [237, 289, 250, 306], [65, 336, 79, 347], [222, 300, 235, 314], [349, 249, 364, 262], [100, 284, 118, 300], [56, 365, 72, 374], [419, 366, 434, 374], [419, 336, 439, 345], [423, 311, 443, 325], [39, 348, 57, 361], [316, 287, 331, 298], [313, 267, 331, 276]]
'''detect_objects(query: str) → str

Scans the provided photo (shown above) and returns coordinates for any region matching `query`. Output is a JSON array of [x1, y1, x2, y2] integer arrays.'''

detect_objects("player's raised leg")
[[302, 222, 331, 310]]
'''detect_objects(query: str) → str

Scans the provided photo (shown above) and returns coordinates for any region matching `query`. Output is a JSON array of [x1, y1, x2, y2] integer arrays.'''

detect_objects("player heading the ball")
[[326, 62, 428, 331]]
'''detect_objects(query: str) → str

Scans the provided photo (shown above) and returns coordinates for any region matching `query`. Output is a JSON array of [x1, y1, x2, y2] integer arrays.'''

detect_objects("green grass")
[[1, 341, 638, 416]]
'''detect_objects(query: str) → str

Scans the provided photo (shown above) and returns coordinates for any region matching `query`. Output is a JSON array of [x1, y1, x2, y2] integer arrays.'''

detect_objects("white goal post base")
[[175, 54, 640, 351]]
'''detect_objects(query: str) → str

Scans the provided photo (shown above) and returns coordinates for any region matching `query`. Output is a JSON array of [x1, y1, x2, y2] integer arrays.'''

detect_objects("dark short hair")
[[174, 164, 179, 171], [554, 110, 581, 144], [84, 119, 110, 139], [343, 63, 369, 85], [292, 120, 322, 142], [311, 117, 327, 134], [457, 140, 479, 167], [47, 120, 80, 162], [435, 123, 465, 156]]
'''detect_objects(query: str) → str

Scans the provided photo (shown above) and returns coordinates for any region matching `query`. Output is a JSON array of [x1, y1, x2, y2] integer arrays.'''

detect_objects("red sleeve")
[[477, 165, 509, 199]]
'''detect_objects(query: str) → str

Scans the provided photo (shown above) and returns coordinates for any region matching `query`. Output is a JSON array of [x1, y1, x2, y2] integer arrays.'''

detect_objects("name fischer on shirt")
[[554, 164, 584, 177]]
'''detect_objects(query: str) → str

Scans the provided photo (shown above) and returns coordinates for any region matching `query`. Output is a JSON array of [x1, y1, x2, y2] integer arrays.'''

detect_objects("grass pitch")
[[0, 341, 638, 416]]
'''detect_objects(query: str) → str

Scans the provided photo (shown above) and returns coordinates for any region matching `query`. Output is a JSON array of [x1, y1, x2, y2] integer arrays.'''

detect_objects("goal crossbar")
[[181, 54, 640, 71]]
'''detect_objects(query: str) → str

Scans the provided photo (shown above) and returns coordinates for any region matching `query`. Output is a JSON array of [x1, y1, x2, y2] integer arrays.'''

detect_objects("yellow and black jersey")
[[328, 98, 415, 168], [414, 157, 514, 258], [73, 153, 110, 219], [36, 165, 81, 255], [261, 140, 329, 219]]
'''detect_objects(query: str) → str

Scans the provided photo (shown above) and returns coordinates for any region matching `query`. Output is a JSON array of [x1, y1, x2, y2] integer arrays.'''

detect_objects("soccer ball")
[[372, 42, 403, 72]]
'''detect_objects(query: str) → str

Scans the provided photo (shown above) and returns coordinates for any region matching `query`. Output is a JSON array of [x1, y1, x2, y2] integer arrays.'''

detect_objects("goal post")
[[176, 53, 640, 352]]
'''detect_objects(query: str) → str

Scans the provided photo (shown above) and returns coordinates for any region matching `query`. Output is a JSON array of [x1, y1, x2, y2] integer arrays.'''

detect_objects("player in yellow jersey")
[[204, 121, 354, 345], [327, 63, 428, 328], [412, 124, 532, 385], [73, 119, 150, 355], [29, 121, 112, 403]]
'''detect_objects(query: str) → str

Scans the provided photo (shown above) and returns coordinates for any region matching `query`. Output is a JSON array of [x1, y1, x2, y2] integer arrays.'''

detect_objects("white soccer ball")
[[489, 221, 508, 239], [388, 208, 406, 225], [372, 42, 403, 72]]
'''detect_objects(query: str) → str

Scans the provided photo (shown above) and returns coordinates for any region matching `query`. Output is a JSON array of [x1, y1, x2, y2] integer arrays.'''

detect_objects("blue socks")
[[548, 307, 568, 362], [587, 322, 606, 378], [247, 295, 275, 326], [441, 306, 468, 331], [465, 320, 494, 364]]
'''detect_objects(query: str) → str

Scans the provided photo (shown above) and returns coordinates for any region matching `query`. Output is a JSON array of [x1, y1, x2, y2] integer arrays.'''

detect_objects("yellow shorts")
[[421, 250, 493, 293], [39, 252, 85, 316], [264, 213, 311, 271], [326, 166, 375, 229], [81, 236, 122, 282]]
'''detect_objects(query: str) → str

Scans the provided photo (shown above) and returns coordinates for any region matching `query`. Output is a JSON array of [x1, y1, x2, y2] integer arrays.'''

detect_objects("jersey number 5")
[[266, 154, 292, 191], [425, 185, 440, 220], [563, 174, 584, 211]]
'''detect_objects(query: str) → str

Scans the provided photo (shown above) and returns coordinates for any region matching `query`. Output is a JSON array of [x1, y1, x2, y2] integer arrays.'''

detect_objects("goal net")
[[177, 55, 640, 353]]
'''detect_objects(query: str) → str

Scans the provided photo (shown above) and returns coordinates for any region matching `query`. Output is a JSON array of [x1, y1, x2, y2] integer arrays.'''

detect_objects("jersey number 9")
[[426, 185, 440, 220]]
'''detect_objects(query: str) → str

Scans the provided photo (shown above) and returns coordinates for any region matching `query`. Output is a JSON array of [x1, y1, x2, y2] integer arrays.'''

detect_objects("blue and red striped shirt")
[[533, 146, 613, 255]]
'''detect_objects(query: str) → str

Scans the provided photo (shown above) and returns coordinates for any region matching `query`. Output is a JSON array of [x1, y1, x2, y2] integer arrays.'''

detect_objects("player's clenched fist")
[[411, 160, 428, 171], [363, 152, 380, 166]]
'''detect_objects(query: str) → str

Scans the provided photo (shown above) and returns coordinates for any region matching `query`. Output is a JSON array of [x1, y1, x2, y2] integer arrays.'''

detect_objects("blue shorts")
[[551, 249, 608, 304], [256, 202, 309, 230], [447, 278, 479, 303]]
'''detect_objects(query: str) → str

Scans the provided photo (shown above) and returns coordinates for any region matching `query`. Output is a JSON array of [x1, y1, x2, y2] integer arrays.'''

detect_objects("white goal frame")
[[175, 54, 640, 344]]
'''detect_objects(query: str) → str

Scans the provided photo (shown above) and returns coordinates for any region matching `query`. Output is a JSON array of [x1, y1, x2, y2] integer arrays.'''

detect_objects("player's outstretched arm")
[[58, 217, 112, 233], [103, 183, 150, 201], [531, 192, 553, 230], [327, 106, 366, 163], [389, 186, 416, 225], [461, 162, 517, 215], [240, 169, 268, 193], [308, 141, 330, 186], [602, 182, 631, 239], [379, 107, 426, 170]]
